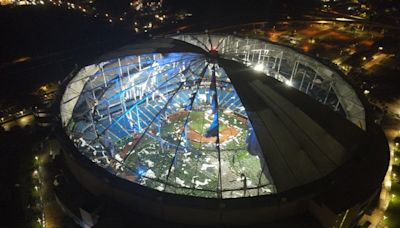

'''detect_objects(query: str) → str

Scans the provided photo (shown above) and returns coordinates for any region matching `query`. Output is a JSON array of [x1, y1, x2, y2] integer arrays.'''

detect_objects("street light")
[[385, 180, 392, 188]]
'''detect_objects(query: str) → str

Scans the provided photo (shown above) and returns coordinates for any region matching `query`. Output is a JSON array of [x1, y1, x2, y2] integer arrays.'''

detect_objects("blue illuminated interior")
[[67, 52, 276, 198]]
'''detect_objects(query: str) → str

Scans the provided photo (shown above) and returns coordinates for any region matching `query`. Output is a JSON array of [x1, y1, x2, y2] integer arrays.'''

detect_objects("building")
[[0, 0, 13, 6], [56, 33, 389, 227]]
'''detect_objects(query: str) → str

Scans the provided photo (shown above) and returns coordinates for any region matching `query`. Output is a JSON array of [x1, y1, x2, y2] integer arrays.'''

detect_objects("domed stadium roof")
[[60, 34, 366, 199]]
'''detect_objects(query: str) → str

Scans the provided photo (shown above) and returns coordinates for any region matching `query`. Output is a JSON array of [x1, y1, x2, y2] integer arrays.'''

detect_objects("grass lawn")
[[384, 182, 400, 227]]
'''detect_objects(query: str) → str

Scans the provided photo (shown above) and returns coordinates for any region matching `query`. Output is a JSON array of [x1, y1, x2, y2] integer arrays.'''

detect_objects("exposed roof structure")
[[220, 59, 365, 192], [60, 34, 367, 199], [172, 34, 366, 130]]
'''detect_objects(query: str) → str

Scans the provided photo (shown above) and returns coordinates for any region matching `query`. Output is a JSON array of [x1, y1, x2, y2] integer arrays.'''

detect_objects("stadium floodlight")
[[284, 80, 293, 87], [253, 63, 264, 72]]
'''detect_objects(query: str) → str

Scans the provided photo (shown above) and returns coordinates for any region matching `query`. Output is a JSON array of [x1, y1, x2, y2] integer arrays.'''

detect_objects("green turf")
[[187, 111, 228, 133], [119, 110, 268, 197], [187, 111, 206, 133]]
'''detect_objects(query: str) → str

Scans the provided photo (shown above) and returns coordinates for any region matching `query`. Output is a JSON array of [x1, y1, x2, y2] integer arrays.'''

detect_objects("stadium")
[[57, 33, 389, 227]]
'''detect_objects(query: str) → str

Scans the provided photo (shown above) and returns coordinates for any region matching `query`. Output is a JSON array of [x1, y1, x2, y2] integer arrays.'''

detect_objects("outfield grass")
[[119, 110, 267, 197], [187, 111, 232, 133]]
